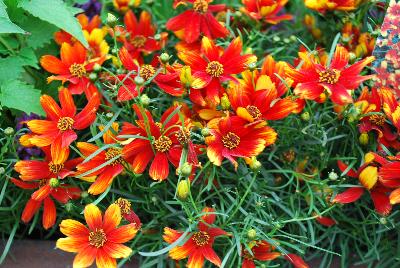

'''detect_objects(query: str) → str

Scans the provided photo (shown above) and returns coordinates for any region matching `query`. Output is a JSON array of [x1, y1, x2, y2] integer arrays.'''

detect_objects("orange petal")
[[73, 246, 97, 268], [389, 188, 400, 205], [187, 250, 204, 268], [59, 88, 76, 117], [77, 142, 100, 157], [40, 95, 62, 121], [107, 223, 138, 244], [102, 243, 132, 259], [40, 55, 69, 74], [163, 227, 184, 244], [27, 120, 58, 134], [359, 166, 378, 190], [96, 248, 117, 268], [56, 237, 89, 253], [21, 198, 42, 223], [84, 203, 103, 230], [31, 185, 51, 201], [102, 204, 121, 233], [60, 219, 89, 237], [42, 197, 56, 229], [236, 107, 255, 122]]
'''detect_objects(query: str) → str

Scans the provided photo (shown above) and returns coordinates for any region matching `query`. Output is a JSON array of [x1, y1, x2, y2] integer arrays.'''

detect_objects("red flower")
[[206, 115, 277, 168], [121, 105, 199, 181], [163, 207, 228, 267], [241, 240, 281, 268], [179, 37, 256, 105], [75, 123, 131, 195], [380, 87, 400, 132], [40, 42, 104, 94], [285, 45, 375, 105], [12, 147, 80, 229], [166, 0, 229, 44], [241, 0, 293, 24], [26, 88, 99, 160]]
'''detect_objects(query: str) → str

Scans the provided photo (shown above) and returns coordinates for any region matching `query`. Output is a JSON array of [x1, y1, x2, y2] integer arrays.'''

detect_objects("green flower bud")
[[135, 76, 145, 86], [140, 94, 151, 106], [178, 162, 192, 177], [221, 94, 231, 110], [328, 171, 338, 181], [106, 13, 118, 28], [4, 127, 14, 135], [0, 167, 5, 175], [379, 217, 387, 224], [248, 62, 257, 71], [65, 202, 73, 212], [359, 133, 369, 145], [177, 179, 190, 201], [159, 53, 170, 64], [154, 34, 161, 41], [247, 229, 257, 239], [93, 63, 101, 72], [81, 191, 89, 199], [301, 112, 310, 121], [106, 112, 114, 118], [201, 127, 210, 137], [49, 178, 60, 188], [89, 72, 97, 82]]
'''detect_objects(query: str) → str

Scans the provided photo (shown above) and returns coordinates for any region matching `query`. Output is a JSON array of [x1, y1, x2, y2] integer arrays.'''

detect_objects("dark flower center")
[[69, 63, 86, 78], [222, 132, 240, 149], [206, 61, 224, 78], [105, 148, 123, 166], [114, 197, 132, 215], [318, 69, 340, 84], [369, 114, 385, 126], [88, 228, 107, 248], [192, 231, 210, 246], [48, 162, 64, 174]]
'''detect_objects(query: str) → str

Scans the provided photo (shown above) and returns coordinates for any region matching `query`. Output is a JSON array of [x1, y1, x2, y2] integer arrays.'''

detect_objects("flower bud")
[[89, 72, 97, 82], [65, 202, 73, 212], [247, 229, 257, 239], [379, 217, 387, 224], [106, 112, 114, 118], [106, 13, 118, 28], [201, 127, 210, 137], [140, 94, 151, 106], [221, 93, 231, 110], [178, 162, 193, 177], [134, 76, 145, 86], [93, 63, 101, 72], [177, 179, 190, 201], [154, 33, 161, 41], [248, 62, 257, 71], [301, 111, 310, 121], [159, 53, 170, 64], [249, 157, 262, 171], [359, 133, 369, 145], [4, 127, 14, 135], [272, 36, 280, 42], [328, 171, 338, 181], [49, 178, 60, 188]]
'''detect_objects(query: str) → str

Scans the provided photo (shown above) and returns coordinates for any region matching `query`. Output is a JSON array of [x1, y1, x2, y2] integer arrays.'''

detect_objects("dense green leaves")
[[0, 80, 44, 115], [0, 0, 25, 34], [18, 0, 88, 47]]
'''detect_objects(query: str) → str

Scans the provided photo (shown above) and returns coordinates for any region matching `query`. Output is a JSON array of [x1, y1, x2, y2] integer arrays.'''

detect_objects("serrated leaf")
[[18, 47, 39, 69], [19, 0, 88, 48], [0, 80, 44, 115], [0, 56, 25, 84], [19, 15, 58, 49], [0, 0, 25, 34]]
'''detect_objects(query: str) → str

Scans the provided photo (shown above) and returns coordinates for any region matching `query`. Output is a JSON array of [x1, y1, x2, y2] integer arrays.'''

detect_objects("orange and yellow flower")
[[163, 207, 228, 268], [241, 0, 293, 24], [206, 115, 277, 168], [166, 0, 229, 44], [304, 0, 360, 13], [113, 0, 141, 13], [26, 88, 99, 159], [179, 36, 256, 106], [285, 45, 375, 105], [56, 203, 139, 268]]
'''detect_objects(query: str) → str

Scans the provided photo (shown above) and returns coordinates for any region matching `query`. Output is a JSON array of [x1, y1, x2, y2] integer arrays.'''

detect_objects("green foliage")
[[0, 0, 25, 34]]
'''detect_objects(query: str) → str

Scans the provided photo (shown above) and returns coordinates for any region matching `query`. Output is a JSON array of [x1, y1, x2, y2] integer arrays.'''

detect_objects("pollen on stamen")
[[206, 61, 224, 78], [69, 63, 87, 78], [153, 135, 172, 152], [222, 132, 240, 149], [88, 228, 107, 248]]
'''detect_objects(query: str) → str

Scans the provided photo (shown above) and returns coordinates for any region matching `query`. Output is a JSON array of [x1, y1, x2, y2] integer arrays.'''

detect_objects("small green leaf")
[[0, 0, 26, 34], [0, 80, 44, 115], [19, 0, 88, 48]]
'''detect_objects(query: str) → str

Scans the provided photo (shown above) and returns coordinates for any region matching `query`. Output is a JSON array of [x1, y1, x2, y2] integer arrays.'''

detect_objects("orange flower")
[[163, 207, 228, 267], [166, 0, 229, 44], [75, 123, 131, 195], [179, 37, 256, 106], [206, 115, 277, 168], [56, 203, 138, 268], [113, 0, 141, 12], [285, 45, 374, 105], [12, 147, 81, 229], [241, 0, 293, 24], [380, 87, 400, 132], [241, 240, 281, 268], [26, 88, 99, 160], [304, 0, 360, 13], [40, 42, 104, 94]]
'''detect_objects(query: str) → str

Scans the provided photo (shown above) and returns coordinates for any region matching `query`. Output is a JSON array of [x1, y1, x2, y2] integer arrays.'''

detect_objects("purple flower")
[[15, 113, 43, 160], [76, 0, 102, 19]]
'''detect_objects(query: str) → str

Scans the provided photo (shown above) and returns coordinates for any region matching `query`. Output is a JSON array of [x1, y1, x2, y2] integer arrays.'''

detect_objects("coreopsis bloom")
[[114, 198, 142, 227], [332, 154, 393, 215], [113, 0, 140, 12], [380, 87, 400, 132], [206, 115, 277, 168], [54, 14, 101, 45], [75, 123, 131, 195], [26, 88, 99, 158], [40, 42, 105, 94], [379, 156, 400, 205], [179, 36, 256, 105], [118, 11, 162, 61], [84, 28, 110, 58], [121, 105, 197, 181], [355, 87, 400, 150], [12, 147, 80, 229], [241, 240, 309, 268], [304, 0, 360, 13], [56, 203, 139, 268], [341, 22, 375, 58], [241, 0, 293, 24], [163, 207, 228, 267], [285, 45, 375, 105], [166, 0, 229, 44]]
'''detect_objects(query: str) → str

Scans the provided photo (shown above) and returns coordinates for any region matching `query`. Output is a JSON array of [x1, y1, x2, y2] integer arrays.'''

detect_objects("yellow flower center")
[[192, 231, 210, 246], [114, 197, 132, 215], [48, 162, 64, 174], [88, 229, 107, 248], [131, 35, 147, 48], [139, 64, 156, 81], [57, 117, 75, 131], [206, 61, 224, 78], [318, 69, 340, 84], [105, 148, 123, 166], [193, 0, 208, 13], [369, 114, 385, 126], [153, 135, 172, 152], [175, 127, 191, 145], [246, 105, 262, 119], [69, 63, 86, 78], [222, 132, 240, 149]]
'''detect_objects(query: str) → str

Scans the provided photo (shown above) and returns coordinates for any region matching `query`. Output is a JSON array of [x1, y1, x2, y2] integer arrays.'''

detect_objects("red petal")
[[333, 187, 364, 204]]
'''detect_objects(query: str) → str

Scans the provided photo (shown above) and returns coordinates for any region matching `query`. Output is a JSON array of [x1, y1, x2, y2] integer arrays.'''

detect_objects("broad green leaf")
[[19, 0, 88, 48], [18, 47, 38, 69], [0, 80, 44, 115], [0, 0, 25, 34], [0, 56, 25, 84], [19, 15, 58, 49]]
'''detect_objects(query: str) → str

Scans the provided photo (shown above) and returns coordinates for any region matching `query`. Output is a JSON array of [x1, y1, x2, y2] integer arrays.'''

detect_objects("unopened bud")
[[81, 191, 89, 199], [178, 162, 193, 177], [140, 94, 150, 106], [106, 13, 117, 28], [134, 76, 145, 86], [359, 133, 369, 145], [65, 202, 73, 212], [221, 94, 231, 110], [247, 229, 257, 239], [201, 127, 210, 137], [328, 171, 338, 181], [0, 167, 5, 175], [49, 178, 60, 188], [106, 112, 114, 118], [379, 217, 387, 224], [273, 36, 280, 42], [159, 53, 170, 64], [301, 111, 310, 121], [89, 72, 97, 81], [249, 157, 262, 170], [154, 33, 161, 41], [248, 62, 257, 71], [93, 63, 101, 72], [4, 127, 14, 135], [177, 179, 190, 201]]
